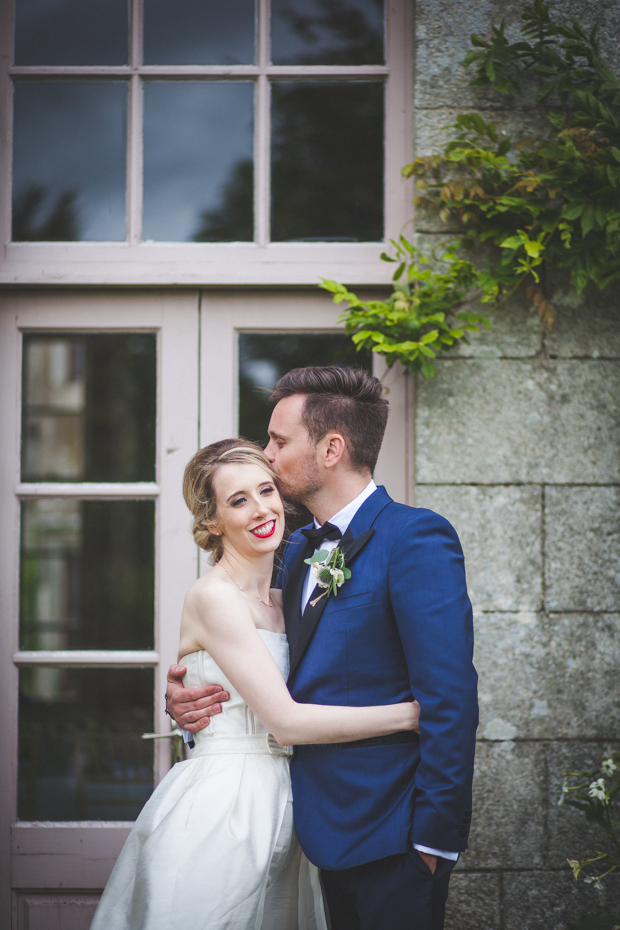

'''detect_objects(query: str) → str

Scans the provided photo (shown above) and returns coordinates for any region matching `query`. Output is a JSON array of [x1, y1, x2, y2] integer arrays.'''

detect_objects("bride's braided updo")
[[183, 439, 280, 563]]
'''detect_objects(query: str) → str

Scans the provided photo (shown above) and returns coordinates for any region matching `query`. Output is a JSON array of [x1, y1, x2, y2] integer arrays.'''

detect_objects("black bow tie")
[[300, 521, 342, 549]]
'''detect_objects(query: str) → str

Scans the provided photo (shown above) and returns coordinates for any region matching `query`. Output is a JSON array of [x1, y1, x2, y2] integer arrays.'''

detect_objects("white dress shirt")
[[301, 480, 458, 863]]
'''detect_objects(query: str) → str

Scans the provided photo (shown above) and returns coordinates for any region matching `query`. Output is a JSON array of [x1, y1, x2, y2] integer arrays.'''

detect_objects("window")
[[0, 0, 412, 284]]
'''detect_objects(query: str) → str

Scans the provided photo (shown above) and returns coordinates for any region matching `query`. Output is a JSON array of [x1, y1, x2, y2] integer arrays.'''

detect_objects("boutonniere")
[[304, 547, 352, 607]]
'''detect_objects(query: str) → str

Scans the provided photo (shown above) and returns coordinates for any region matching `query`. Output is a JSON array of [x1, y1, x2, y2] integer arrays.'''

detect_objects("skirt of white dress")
[[90, 743, 327, 930]]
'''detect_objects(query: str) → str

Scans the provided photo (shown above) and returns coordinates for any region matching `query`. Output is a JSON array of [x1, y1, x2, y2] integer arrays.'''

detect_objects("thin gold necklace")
[[220, 564, 274, 608]]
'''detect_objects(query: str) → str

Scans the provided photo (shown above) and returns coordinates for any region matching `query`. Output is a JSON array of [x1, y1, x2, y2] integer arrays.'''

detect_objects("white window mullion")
[[384, 0, 414, 238], [13, 651, 159, 666], [127, 0, 144, 245], [15, 482, 160, 498], [255, 0, 271, 247]]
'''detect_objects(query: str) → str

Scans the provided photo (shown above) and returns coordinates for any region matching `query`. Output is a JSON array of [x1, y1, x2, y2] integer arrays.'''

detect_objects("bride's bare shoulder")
[[185, 570, 239, 613]]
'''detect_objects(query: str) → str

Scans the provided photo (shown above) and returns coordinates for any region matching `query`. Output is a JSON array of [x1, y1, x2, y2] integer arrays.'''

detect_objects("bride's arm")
[[182, 581, 417, 747]]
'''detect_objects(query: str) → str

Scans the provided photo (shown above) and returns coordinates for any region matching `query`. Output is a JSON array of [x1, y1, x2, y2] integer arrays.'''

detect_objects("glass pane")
[[143, 82, 254, 242], [271, 82, 383, 242], [144, 0, 255, 65], [14, 0, 128, 66], [271, 0, 384, 65], [238, 332, 372, 444], [18, 668, 153, 820], [22, 333, 156, 482], [12, 82, 127, 242], [20, 499, 155, 650]]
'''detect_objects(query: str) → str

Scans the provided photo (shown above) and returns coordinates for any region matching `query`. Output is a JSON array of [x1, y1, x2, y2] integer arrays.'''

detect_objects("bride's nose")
[[251, 495, 269, 517]]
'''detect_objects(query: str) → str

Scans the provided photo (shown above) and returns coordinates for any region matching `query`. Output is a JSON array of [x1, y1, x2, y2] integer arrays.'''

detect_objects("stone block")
[[415, 486, 542, 610], [464, 741, 545, 869], [545, 488, 620, 612], [415, 0, 532, 109], [414, 108, 552, 159], [415, 0, 620, 110], [546, 278, 620, 360], [503, 871, 620, 930], [474, 613, 620, 740], [444, 872, 501, 930], [547, 741, 620, 870], [415, 359, 620, 484]]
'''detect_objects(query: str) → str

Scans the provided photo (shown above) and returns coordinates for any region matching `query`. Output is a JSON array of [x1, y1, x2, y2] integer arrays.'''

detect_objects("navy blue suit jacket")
[[277, 486, 478, 871]]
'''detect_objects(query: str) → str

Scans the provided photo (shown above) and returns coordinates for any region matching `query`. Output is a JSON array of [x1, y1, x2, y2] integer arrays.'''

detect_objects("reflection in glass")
[[144, 0, 255, 65], [19, 668, 153, 820], [143, 83, 254, 242], [12, 82, 127, 241], [271, 0, 384, 65], [20, 499, 155, 650], [14, 0, 128, 66], [22, 334, 156, 482], [271, 82, 383, 242], [238, 332, 371, 444]]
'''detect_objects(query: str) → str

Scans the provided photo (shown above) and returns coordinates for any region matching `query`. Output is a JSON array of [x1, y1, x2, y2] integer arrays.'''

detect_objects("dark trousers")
[[320, 848, 456, 930]]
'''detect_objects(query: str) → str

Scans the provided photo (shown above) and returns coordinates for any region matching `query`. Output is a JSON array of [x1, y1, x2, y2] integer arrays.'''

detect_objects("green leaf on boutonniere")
[[304, 545, 351, 606]]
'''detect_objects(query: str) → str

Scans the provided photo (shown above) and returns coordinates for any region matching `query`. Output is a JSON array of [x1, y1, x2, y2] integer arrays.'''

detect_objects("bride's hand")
[[410, 699, 421, 732]]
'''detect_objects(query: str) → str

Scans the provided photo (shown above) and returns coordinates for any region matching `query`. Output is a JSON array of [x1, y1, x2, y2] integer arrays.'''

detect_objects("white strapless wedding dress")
[[91, 630, 327, 930]]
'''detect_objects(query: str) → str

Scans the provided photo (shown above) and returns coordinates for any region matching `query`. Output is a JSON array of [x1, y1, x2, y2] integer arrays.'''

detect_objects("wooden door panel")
[[14, 893, 100, 930], [12, 826, 130, 889]]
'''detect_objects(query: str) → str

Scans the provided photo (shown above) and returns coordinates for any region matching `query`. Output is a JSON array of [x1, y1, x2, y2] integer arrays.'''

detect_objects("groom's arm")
[[389, 508, 479, 854]]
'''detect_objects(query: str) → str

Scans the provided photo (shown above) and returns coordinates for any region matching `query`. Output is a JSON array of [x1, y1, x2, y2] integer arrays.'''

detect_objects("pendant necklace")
[[221, 564, 273, 608]]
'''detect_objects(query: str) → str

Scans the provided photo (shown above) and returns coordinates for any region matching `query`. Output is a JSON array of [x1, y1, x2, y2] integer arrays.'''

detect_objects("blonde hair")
[[182, 439, 280, 562]]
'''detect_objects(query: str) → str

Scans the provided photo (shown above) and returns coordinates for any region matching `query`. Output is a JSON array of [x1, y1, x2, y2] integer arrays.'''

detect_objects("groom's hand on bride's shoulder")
[[166, 664, 230, 731]]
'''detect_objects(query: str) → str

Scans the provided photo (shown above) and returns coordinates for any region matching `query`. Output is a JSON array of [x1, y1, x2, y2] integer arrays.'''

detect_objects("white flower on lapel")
[[304, 547, 351, 607]]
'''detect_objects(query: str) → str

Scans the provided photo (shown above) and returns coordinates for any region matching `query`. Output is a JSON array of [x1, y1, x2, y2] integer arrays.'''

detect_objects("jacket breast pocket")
[[328, 591, 375, 613]]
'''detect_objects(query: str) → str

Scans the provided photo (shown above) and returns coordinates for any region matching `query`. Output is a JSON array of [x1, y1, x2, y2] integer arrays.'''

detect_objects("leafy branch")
[[321, 239, 490, 377], [322, 0, 620, 377], [559, 751, 620, 893]]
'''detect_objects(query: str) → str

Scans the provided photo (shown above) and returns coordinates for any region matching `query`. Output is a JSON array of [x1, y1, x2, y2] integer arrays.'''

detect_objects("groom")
[[167, 366, 478, 930]]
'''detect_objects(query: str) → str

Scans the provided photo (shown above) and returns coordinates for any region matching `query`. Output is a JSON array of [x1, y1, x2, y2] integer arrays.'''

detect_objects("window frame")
[[0, 0, 413, 285]]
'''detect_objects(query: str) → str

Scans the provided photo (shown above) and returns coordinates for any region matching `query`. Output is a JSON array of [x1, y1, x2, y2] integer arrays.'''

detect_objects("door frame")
[[0, 289, 199, 920]]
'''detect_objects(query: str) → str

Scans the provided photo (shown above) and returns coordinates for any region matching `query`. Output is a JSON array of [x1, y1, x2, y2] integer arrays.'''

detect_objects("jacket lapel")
[[282, 534, 313, 657], [289, 527, 376, 677]]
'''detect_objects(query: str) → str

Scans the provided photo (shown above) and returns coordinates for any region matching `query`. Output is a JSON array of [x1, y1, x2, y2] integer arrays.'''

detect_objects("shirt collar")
[[313, 479, 377, 535]]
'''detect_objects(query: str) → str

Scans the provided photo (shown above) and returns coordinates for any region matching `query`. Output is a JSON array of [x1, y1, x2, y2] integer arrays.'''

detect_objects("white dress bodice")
[[182, 629, 290, 749]]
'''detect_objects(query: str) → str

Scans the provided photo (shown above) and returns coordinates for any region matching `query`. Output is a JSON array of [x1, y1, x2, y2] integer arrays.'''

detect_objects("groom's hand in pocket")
[[166, 665, 229, 732]]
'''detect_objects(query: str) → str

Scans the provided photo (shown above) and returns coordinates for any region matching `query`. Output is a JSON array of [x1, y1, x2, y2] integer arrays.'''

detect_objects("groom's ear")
[[320, 432, 347, 469]]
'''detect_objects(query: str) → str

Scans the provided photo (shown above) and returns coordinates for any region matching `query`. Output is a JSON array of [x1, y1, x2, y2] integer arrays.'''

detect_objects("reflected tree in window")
[[194, 0, 384, 243], [12, 184, 80, 241], [193, 160, 253, 242]]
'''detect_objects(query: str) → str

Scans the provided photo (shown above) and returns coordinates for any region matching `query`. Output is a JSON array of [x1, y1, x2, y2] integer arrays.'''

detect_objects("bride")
[[91, 439, 419, 930]]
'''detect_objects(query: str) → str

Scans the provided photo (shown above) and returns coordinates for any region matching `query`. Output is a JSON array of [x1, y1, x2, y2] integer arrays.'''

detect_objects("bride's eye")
[[261, 486, 275, 496], [231, 497, 246, 507]]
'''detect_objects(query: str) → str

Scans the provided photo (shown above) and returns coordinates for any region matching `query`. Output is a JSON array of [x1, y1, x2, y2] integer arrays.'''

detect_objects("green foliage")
[[323, 0, 620, 377], [559, 751, 620, 891], [409, 0, 620, 309], [321, 238, 490, 377]]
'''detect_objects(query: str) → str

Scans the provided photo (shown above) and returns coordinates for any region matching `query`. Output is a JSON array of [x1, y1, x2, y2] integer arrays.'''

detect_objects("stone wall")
[[412, 2, 620, 927]]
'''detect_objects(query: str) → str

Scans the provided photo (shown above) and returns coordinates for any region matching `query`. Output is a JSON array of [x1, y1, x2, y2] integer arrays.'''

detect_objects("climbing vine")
[[322, 0, 620, 377]]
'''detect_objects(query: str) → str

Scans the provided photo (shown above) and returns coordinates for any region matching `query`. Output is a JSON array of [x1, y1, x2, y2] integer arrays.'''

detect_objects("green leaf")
[[536, 79, 558, 103], [304, 550, 329, 565], [485, 57, 496, 82], [500, 235, 525, 250], [420, 330, 439, 344], [392, 262, 406, 281], [380, 251, 397, 262], [581, 203, 595, 237], [611, 148, 620, 163], [563, 202, 586, 220], [342, 568, 352, 580]]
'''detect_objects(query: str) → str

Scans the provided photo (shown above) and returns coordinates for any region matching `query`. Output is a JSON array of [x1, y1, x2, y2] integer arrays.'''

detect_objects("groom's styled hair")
[[270, 366, 389, 473]]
